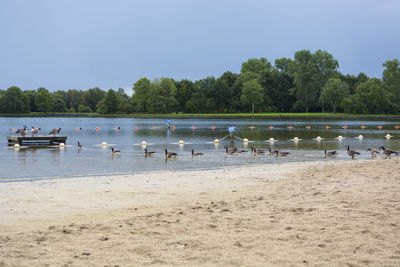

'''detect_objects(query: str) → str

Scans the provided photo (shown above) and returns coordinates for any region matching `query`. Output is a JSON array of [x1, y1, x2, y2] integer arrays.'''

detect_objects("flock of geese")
[[13, 125, 61, 136], [100, 144, 397, 160]]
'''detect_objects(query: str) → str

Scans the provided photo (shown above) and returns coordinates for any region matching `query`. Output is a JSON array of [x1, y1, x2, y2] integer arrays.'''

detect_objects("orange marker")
[[171, 126, 175, 130], [250, 126, 254, 130], [343, 125, 348, 130], [325, 125, 330, 129], [134, 126, 138, 131], [95, 127, 100, 131], [395, 125, 399, 130], [152, 126, 156, 131], [361, 125, 365, 130], [211, 126, 216, 130], [11, 128, 15, 132], [288, 126, 293, 129], [191, 126, 196, 130], [269, 125, 273, 129], [378, 125, 382, 130], [306, 125, 311, 129], [76, 127, 80, 131]]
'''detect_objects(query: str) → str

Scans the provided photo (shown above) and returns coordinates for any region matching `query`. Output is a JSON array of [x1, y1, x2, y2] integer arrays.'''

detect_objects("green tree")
[[0, 86, 30, 113], [77, 104, 92, 113], [149, 78, 177, 113], [131, 78, 151, 112], [241, 58, 272, 74], [319, 78, 350, 113], [66, 89, 85, 110], [383, 59, 400, 110], [52, 97, 68, 112], [240, 79, 264, 113], [174, 79, 193, 112], [352, 78, 391, 114], [24, 90, 38, 112], [35, 87, 54, 112], [100, 89, 119, 114], [86, 87, 106, 112]]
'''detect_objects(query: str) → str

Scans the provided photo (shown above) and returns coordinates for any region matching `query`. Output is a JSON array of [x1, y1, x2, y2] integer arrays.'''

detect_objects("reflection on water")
[[1, 117, 400, 181]]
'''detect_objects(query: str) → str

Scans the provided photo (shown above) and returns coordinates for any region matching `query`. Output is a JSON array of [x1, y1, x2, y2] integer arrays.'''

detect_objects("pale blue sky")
[[0, 0, 399, 93]]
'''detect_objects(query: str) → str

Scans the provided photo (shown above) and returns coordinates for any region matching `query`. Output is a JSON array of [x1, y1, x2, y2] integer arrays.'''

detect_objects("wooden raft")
[[7, 135, 67, 146]]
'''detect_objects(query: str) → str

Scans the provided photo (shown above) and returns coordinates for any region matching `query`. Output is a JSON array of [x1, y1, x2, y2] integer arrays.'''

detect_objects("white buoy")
[[214, 139, 219, 144], [101, 142, 107, 146], [141, 141, 147, 146], [178, 140, 184, 145], [315, 136, 323, 141], [385, 134, 393, 139], [269, 138, 275, 142], [59, 143, 65, 148], [14, 144, 20, 149], [293, 137, 299, 142], [335, 135, 344, 140], [243, 138, 249, 143], [357, 135, 363, 140]]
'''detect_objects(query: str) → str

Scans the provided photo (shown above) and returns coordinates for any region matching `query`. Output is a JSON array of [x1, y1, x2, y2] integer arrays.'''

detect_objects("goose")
[[268, 147, 279, 156], [251, 147, 265, 155], [49, 128, 61, 135], [192, 149, 203, 157], [77, 141, 83, 149], [31, 126, 41, 136], [379, 146, 398, 159], [234, 147, 248, 153], [277, 151, 291, 157], [111, 147, 120, 155], [347, 145, 360, 159], [225, 146, 236, 155], [324, 149, 337, 158], [144, 148, 156, 157], [367, 148, 379, 158], [16, 125, 27, 136], [165, 149, 177, 158]]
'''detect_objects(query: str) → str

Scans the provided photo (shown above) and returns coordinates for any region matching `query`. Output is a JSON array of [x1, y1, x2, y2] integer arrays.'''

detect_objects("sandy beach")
[[1, 159, 400, 266]]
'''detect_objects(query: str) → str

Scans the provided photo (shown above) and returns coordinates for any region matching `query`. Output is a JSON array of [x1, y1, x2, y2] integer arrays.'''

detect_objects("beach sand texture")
[[1, 159, 400, 266]]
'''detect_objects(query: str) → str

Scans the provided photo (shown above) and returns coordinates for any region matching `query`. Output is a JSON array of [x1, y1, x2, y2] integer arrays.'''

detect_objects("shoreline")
[[1, 159, 400, 266]]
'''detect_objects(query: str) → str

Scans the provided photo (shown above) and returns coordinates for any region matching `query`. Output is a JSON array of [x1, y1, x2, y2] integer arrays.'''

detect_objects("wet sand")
[[1, 159, 400, 266]]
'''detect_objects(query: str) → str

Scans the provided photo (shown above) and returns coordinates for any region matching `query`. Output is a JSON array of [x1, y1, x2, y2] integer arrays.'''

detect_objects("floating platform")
[[7, 135, 67, 146]]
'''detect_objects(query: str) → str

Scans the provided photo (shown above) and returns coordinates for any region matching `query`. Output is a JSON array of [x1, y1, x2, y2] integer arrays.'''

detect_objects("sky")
[[0, 0, 399, 94]]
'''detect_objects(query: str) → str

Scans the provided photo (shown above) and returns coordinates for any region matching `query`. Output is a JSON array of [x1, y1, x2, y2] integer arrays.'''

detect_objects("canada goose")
[[49, 128, 61, 135], [111, 147, 120, 155], [144, 148, 156, 157], [277, 151, 291, 157], [192, 149, 203, 157], [268, 147, 279, 156], [367, 148, 379, 158], [324, 149, 337, 158], [31, 126, 41, 136], [379, 146, 398, 159], [165, 149, 177, 158], [77, 141, 83, 149], [16, 125, 27, 136], [347, 145, 360, 159], [251, 147, 265, 155], [224, 145, 236, 154]]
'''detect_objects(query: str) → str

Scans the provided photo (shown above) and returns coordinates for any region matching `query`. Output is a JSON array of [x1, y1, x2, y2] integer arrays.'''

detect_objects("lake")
[[1, 117, 399, 182]]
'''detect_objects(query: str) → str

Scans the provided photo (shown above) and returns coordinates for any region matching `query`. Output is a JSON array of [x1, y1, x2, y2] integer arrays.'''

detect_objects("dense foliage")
[[1, 50, 399, 115]]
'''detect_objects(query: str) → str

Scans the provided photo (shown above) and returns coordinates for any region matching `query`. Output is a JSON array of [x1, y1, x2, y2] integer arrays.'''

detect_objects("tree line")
[[1, 49, 399, 115]]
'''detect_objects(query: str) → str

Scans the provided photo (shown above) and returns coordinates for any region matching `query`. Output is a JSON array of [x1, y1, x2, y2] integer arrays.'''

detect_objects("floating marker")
[[269, 137, 275, 142], [96, 127, 100, 131], [211, 126, 216, 130], [288, 126, 293, 129], [152, 126, 156, 131], [335, 135, 344, 140], [141, 141, 147, 146], [385, 134, 392, 139], [306, 125, 311, 129], [243, 138, 249, 142], [269, 126, 273, 129], [396, 125, 400, 130], [325, 126, 330, 129], [191, 126, 196, 130], [378, 125, 383, 130], [11, 128, 15, 132], [343, 125, 348, 130], [75, 127, 80, 131], [59, 143, 65, 148], [314, 136, 323, 141], [134, 126, 138, 131], [250, 126, 254, 130], [357, 135, 363, 140], [178, 140, 184, 145], [361, 125, 366, 130], [214, 139, 219, 143], [293, 137, 299, 142], [101, 142, 107, 146], [172, 126, 176, 130], [14, 144, 20, 148]]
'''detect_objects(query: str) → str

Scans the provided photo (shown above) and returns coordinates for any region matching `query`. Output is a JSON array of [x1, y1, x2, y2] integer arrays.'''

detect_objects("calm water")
[[1, 117, 399, 182]]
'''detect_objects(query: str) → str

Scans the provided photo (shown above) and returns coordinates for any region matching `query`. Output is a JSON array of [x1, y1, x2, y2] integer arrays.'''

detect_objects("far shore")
[[2, 112, 400, 120], [1, 159, 400, 266]]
